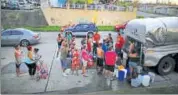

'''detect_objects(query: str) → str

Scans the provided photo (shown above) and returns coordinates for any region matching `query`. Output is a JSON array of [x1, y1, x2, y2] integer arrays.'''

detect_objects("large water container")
[[142, 75, 151, 87], [118, 70, 125, 81]]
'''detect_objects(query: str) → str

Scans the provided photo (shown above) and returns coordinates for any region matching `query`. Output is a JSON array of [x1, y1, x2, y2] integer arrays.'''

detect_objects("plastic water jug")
[[121, 69, 127, 78], [131, 78, 141, 87], [142, 75, 151, 87], [148, 72, 156, 83]]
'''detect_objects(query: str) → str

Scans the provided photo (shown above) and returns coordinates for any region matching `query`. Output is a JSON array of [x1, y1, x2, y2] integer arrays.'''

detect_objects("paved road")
[[137, 11, 167, 18], [1, 32, 178, 94]]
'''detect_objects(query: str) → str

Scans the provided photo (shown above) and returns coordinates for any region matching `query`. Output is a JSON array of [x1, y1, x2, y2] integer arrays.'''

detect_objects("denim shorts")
[[61, 59, 67, 69], [129, 61, 137, 69]]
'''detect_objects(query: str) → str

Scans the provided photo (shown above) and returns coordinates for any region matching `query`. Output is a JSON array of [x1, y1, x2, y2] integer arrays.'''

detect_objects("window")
[[82, 25, 89, 29], [11, 30, 23, 35], [75, 25, 82, 30], [2, 30, 11, 36]]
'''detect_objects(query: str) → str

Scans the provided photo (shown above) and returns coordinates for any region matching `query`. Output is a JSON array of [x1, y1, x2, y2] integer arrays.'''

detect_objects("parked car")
[[6, 1, 20, 10], [18, 0, 34, 10], [1, 0, 7, 9], [115, 21, 128, 32], [1, 28, 41, 46], [64, 23, 98, 37]]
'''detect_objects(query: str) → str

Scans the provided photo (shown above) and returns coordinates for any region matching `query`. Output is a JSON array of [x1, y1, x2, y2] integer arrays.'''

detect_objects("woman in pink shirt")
[[104, 46, 117, 80], [81, 45, 90, 77]]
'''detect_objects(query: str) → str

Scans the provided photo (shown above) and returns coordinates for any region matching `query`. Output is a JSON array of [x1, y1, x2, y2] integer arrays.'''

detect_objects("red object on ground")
[[105, 51, 117, 66]]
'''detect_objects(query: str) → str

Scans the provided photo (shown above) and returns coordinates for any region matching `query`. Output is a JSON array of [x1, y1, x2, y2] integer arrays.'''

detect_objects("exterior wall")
[[1, 9, 48, 27], [42, 7, 137, 26]]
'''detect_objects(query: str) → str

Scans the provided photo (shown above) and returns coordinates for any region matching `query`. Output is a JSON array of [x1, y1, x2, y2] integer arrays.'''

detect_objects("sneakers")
[[62, 73, 67, 77]]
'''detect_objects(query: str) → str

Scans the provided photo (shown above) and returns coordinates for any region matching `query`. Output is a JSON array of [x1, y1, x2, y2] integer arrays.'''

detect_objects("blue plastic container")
[[118, 70, 125, 81]]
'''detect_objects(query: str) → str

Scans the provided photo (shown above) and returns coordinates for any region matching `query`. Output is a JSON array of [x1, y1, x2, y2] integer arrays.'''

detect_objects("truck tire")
[[175, 63, 178, 72], [157, 56, 176, 75], [175, 57, 178, 72]]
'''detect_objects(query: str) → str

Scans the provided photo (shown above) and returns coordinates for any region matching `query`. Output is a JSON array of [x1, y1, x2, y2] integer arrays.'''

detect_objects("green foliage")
[[116, 1, 132, 7], [71, 0, 86, 4], [3, 25, 115, 32], [137, 16, 144, 19]]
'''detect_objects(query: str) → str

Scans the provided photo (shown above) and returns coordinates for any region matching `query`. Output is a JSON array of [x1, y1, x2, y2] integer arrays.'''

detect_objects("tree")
[[133, 0, 139, 8]]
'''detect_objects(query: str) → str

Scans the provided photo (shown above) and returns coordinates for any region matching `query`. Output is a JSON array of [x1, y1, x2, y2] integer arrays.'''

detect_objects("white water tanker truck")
[[122, 17, 178, 75]]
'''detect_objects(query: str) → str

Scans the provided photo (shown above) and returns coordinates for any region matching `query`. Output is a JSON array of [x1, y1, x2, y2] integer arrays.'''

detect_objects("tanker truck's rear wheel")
[[157, 56, 175, 75]]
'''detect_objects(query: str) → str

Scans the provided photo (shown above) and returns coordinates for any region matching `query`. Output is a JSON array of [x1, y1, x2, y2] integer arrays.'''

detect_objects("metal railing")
[[50, 4, 134, 12]]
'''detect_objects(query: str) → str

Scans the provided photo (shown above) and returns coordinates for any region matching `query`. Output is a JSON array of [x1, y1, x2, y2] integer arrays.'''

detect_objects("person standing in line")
[[87, 37, 92, 54], [56, 33, 63, 57], [25, 46, 37, 79], [60, 40, 69, 77], [81, 45, 90, 77], [71, 48, 80, 76], [115, 32, 125, 58], [93, 31, 101, 55], [104, 46, 117, 80], [14, 45, 23, 77], [66, 32, 72, 46], [96, 43, 104, 74], [102, 39, 108, 54]]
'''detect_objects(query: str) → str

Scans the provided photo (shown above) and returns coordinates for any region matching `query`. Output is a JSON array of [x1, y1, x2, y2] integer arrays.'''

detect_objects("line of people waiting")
[[56, 31, 130, 80]]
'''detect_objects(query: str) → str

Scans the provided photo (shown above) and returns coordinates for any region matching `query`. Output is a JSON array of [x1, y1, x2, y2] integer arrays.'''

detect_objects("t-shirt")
[[24, 51, 35, 64], [105, 51, 117, 66], [81, 49, 89, 61], [60, 47, 68, 59], [97, 48, 104, 58], [14, 50, 22, 64], [102, 43, 108, 53], [116, 36, 125, 49], [87, 40, 92, 52], [93, 33, 100, 42]]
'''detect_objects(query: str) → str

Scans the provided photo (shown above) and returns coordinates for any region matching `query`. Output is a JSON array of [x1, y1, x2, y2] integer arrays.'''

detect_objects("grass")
[[3, 26, 115, 32]]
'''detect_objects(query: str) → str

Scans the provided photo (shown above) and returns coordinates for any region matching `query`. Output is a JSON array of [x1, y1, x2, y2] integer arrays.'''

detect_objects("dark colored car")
[[64, 23, 98, 37]]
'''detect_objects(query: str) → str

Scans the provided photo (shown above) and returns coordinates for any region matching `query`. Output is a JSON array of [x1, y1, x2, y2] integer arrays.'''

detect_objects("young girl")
[[81, 45, 91, 77], [57, 33, 63, 57], [14, 45, 22, 77], [71, 48, 80, 75]]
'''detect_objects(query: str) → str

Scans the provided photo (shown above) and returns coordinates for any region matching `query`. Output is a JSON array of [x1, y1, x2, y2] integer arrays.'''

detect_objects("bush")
[[3, 26, 115, 32]]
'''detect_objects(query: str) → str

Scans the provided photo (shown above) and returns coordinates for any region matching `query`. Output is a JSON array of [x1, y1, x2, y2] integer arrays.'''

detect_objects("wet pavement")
[[1, 32, 178, 94]]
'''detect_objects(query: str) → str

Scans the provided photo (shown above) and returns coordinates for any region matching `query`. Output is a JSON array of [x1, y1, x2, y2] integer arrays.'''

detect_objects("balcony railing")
[[50, 4, 134, 12]]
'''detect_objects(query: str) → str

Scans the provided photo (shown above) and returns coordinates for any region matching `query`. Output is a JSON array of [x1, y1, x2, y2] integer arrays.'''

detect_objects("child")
[[71, 48, 80, 75], [33, 48, 41, 62], [14, 45, 22, 77], [81, 45, 90, 77]]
